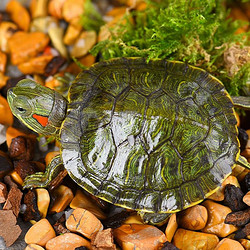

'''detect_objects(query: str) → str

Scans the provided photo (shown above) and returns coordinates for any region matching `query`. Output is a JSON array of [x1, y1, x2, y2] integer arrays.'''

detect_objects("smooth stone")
[[202, 200, 238, 237], [243, 191, 250, 206], [165, 213, 178, 242], [173, 228, 219, 250], [178, 205, 208, 230], [25, 218, 56, 247], [215, 238, 244, 250], [45, 232, 91, 250], [66, 208, 103, 239], [113, 224, 167, 250]]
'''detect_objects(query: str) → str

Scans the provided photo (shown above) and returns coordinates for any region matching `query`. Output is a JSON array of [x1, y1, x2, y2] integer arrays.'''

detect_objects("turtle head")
[[7, 79, 67, 136]]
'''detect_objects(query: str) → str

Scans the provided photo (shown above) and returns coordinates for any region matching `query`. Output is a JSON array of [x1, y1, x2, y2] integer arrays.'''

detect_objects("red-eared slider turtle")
[[7, 58, 250, 224]]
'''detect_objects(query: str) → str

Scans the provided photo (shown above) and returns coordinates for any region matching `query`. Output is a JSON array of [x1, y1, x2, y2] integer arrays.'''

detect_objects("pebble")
[[91, 228, 116, 250], [0, 95, 13, 126], [215, 238, 244, 250], [0, 151, 13, 178], [208, 175, 240, 201], [165, 213, 178, 242], [62, 0, 84, 22], [0, 182, 7, 203], [48, 0, 66, 19], [243, 191, 250, 206], [25, 243, 45, 250], [239, 239, 250, 249], [0, 210, 22, 247], [6, 0, 30, 31], [113, 224, 167, 250], [178, 205, 208, 230], [3, 186, 23, 217], [25, 218, 56, 246], [45, 232, 91, 250], [8, 31, 50, 65], [70, 188, 106, 220], [66, 208, 103, 239], [123, 213, 144, 225], [202, 200, 238, 237], [173, 228, 219, 250], [70, 30, 97, 58], [50, 185, 74, 213], [36, 188, 50, 218]]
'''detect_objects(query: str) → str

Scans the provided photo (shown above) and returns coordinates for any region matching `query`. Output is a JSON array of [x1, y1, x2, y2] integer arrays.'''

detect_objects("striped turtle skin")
[[60, 57, 239, 214]]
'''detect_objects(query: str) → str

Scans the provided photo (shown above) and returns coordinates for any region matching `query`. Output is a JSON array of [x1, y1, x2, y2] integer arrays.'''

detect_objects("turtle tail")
[[237, 155, 250, 170]]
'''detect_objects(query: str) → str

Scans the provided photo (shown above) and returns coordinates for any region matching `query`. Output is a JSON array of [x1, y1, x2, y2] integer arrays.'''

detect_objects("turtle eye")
[[16, 107, 26, 113]]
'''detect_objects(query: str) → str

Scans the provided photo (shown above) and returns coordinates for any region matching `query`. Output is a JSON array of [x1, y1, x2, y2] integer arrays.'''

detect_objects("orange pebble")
[[25, 219, 56, 247], [6, 0, 30, 31], [45, 151, 60, 166], [0, 95, 13, 126]]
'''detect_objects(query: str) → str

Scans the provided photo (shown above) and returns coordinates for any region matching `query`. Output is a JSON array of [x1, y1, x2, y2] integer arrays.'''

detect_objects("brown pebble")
[[25, 244, 45, 250], [208, 175, 240, 201], [9, 136, 34, 161], [0, 151, 13, 178], [3, 175, 18, 189], [114, 224, 167, 250], [14, 160, 37, 181], [66, 208, 103, 239], [225, 208, 250, 227], [223, 184, 247, 211], [0, 210, 22, 247], [45, 232, 91, 250], [91, 228, 116, 250], [202, 200, 238, 237], [23, 190, 41, 222], [243, 191, 250, 206], [165, 213, 178, 242], [3, 186, 23, 217], [25, 218, 56, 246], [173, 228, 219, 250], [215, 238, 244, 250], [178, 205, 208, 231], [0, 182, 7, 203], [235, 222, 250, 240], [161, 241, 179, 250]]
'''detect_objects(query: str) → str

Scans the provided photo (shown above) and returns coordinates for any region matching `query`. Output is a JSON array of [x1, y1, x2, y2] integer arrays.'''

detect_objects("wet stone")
[[178, 205, 208, 230], [215, 238, 244, 250], [66, 208, 103, 239], [223, 184, 247, 211], [0, 182, 7, 203], [202, 200, 238, 237], [14, 160, 37, 181], [45, 232, 91, 250], [243, 191, 250, 206], [25, 218, 56, 247], [165, 213, 178, 242], [225, 208, 250, 227], [114, 224, 167, 250], [173, 228, 219, 250], [0, 150, 13, 178]]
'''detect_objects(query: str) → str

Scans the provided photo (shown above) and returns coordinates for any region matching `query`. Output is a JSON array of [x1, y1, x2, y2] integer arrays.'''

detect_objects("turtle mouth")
[[7, 88, 16, 108]]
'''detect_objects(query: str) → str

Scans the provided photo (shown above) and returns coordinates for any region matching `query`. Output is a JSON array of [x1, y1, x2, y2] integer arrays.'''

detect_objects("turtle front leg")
[[23, 155, 65, 189]]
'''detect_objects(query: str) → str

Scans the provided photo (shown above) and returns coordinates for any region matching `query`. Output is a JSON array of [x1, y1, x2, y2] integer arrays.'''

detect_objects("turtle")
[[7, 57, 250, 224]]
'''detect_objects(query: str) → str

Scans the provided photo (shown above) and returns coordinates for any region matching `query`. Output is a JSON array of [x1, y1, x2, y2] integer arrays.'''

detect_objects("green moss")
[[90, 0, 249, 96]]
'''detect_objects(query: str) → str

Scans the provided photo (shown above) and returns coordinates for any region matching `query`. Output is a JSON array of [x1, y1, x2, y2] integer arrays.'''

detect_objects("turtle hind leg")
[[231, 96, 250, 110], [236, 155, 250, 170], [138, 211, 171, 226], [23, 154, 65, 189]]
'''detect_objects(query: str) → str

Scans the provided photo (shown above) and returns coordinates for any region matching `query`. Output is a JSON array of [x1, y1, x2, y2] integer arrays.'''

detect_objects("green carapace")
[[7, 58, 250, 224]]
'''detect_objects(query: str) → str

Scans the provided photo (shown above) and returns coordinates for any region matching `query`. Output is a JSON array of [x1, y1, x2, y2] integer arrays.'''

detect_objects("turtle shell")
[[60, 57, 239, 213]]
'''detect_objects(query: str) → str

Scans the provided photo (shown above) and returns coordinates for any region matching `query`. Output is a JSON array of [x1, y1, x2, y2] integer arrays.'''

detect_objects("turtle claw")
[[23, 172, 50, 189]]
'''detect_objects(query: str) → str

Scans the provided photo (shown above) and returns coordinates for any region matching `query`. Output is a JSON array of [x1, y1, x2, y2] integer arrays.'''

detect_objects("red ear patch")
[[32, 114, 48, 127]]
